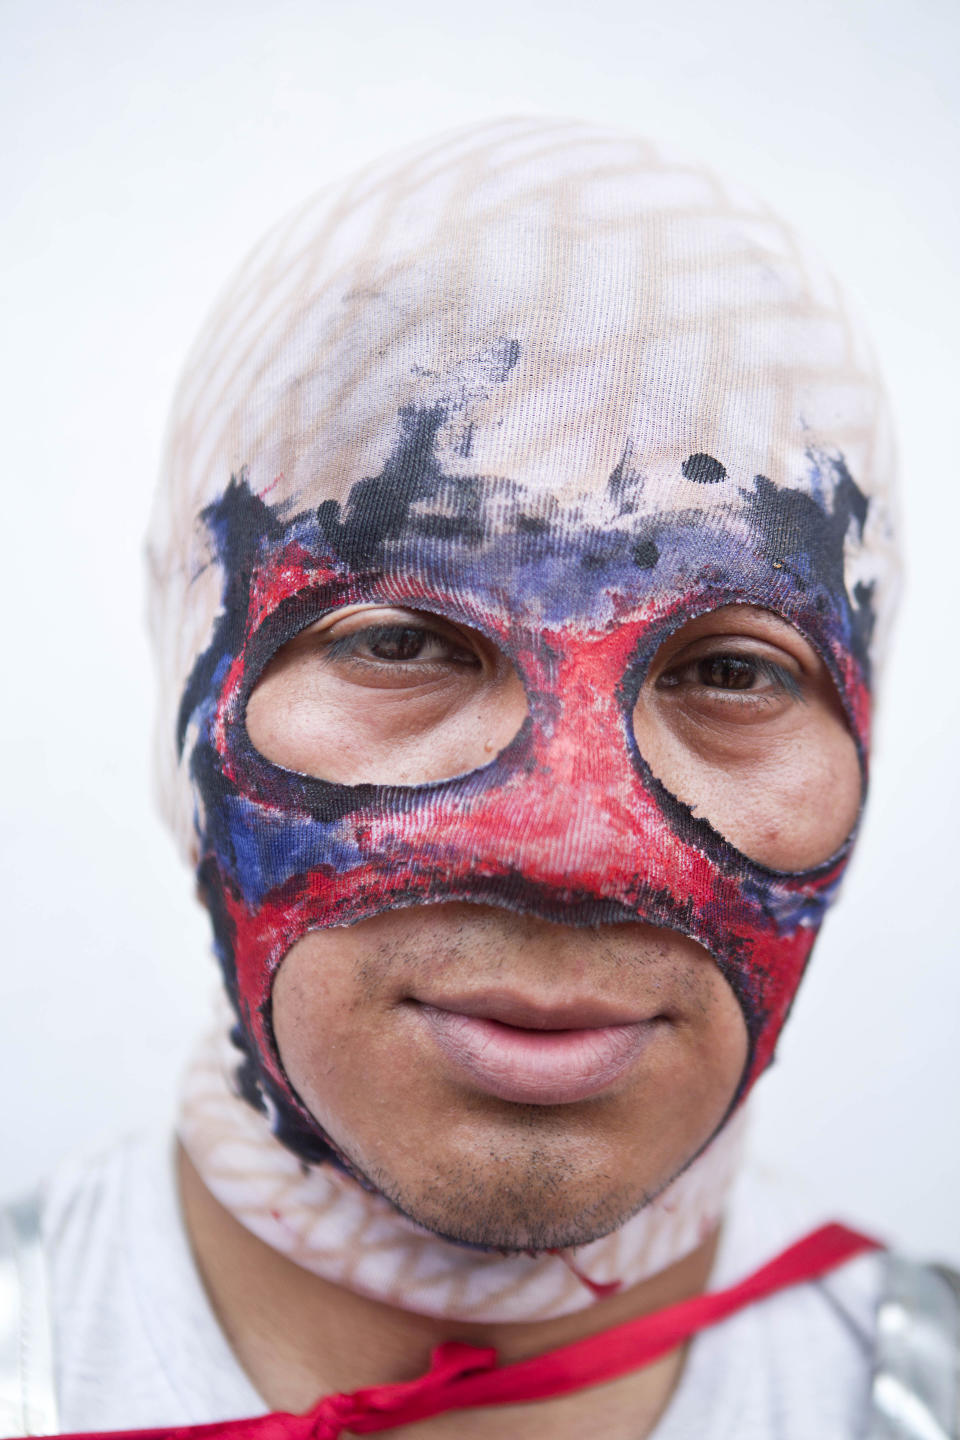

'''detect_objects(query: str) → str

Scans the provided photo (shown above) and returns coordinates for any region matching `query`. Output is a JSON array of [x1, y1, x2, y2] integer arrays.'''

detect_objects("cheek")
[[270, 925, 439, 1149], [723, 718, 862, 869], [635, 709, 862, 871], [271, 932, 377, 1100], [781, 719, 862, 860], [245, 654, 529, 786]]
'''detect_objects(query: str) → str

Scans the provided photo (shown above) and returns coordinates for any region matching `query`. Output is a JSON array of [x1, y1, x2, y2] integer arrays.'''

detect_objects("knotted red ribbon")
[[44, 1222, 879, 1440]]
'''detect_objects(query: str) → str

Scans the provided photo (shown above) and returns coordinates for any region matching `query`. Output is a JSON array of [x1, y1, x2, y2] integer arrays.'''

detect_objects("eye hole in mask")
[[245, 599, 862, 872], [244, 604, 530, 785], [631, 605, 863, 873]]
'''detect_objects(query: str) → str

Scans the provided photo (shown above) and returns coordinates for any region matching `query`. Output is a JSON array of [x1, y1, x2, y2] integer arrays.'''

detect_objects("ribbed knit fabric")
[[146, 118, 900, 1323]]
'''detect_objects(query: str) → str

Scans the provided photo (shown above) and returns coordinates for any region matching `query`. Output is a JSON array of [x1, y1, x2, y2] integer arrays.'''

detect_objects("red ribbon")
[[42, 1222, 880, 1440]]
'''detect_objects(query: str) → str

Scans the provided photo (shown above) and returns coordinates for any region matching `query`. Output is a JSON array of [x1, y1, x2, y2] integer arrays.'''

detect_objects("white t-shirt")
[[39, 1131, 883, 1436]]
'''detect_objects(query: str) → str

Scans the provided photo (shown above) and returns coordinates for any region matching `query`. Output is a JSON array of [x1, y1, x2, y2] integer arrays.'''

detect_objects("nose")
[[447, 626, 680, 893]]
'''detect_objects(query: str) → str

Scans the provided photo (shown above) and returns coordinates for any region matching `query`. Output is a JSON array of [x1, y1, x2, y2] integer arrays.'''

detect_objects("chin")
[[346, 1142, 671, 1253]]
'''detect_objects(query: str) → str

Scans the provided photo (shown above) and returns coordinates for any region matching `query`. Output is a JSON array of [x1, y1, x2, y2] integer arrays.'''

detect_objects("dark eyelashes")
[[658, 654, 805, 700], [321, 626, 394, 662], [744, 657, 804, 700], [321, 625, 421, 662], [754, 659, 805, 696], [320, 623, 478, 666]]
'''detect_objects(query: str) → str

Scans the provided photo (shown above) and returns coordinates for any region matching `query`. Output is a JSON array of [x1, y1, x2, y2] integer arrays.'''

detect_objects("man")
[[1, 117, 954, 1438]]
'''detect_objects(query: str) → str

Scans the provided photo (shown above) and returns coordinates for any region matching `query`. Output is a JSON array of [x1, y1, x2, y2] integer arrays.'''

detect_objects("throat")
[[176, 1140, 709, 1434]]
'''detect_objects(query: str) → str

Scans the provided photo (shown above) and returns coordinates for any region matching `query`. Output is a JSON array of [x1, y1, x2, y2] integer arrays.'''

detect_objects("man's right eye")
[[245, 606, 528, 785], [322, 623, 481, 668]]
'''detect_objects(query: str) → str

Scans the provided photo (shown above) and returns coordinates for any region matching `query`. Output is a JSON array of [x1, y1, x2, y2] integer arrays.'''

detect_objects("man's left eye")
[[696, 655, 760, 690], [658, 652, 802, 699]]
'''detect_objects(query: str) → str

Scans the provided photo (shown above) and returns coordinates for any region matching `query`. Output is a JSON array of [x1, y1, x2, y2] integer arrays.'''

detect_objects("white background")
[[2, 0, 958, 1256]]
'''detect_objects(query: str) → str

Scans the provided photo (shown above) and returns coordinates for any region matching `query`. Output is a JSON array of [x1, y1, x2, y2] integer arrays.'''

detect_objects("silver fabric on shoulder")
[[0, 1194, 59, 1436], [866, 1253, 960, 1439]]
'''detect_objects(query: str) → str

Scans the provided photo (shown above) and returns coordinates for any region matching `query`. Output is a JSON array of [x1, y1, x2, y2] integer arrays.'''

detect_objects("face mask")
[[150, 117, 898, 1320]]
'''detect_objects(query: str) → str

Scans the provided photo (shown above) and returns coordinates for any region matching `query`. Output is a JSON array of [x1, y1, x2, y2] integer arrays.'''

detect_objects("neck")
[[178, 1142, 719, 1437]]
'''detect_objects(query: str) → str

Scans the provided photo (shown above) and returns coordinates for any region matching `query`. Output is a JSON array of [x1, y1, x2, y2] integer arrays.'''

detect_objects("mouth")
[[411, 991, 666, 1105]]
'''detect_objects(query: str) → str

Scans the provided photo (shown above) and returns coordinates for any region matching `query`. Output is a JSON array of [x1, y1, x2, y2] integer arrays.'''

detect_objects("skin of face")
[[247, 602, 861, 1252]]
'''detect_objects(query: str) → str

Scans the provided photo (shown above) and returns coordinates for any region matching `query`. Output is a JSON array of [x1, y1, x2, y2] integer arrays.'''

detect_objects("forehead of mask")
[[149, 119, 898, 852]]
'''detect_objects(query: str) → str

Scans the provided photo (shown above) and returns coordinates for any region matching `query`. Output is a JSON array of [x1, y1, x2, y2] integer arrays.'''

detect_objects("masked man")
[[2, 117, 955, 1440]]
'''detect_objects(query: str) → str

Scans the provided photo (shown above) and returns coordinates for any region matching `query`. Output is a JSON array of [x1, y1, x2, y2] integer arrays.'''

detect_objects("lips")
[[414, 994, 663, 1105]]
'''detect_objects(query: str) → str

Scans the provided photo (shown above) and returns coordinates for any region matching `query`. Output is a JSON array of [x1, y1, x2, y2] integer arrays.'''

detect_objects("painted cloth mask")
[[149, 118, 898, 1323]]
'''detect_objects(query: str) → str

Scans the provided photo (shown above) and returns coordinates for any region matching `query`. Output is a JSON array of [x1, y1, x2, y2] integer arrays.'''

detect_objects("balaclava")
[[148, 117, 898, 1324]]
